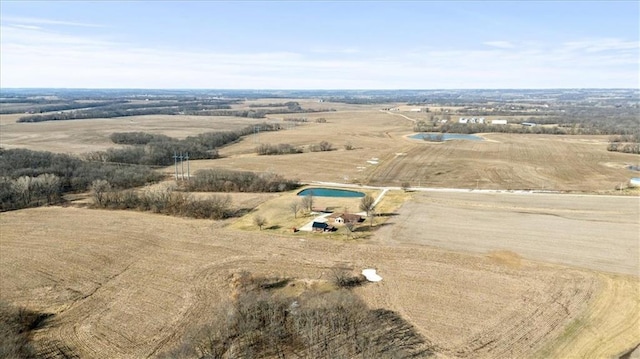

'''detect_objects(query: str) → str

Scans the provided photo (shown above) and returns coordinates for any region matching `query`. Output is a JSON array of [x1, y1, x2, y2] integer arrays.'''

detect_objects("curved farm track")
[[1, 206, 638, 358]]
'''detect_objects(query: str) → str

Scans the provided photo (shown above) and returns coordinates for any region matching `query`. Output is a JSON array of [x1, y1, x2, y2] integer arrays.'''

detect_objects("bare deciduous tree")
[[253, 215, 267, 230], [35, 173, 61, 204], [359, 194, 375, 227], [401, 181, 411, 192], [289, 201, 301, 218], [12, 176, 33, 206], [91, 179, 111, 206], [301, 194, 314, 212]]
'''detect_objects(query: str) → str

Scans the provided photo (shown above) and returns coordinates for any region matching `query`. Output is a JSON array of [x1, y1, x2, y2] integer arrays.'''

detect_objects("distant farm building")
[[522, 122, 537, 127], [328, 213, 363, 224], [459, 117, 485, 124], [409, 108, 423, 112], [492, 119, 508, 125], [630, 178, 640, 187]]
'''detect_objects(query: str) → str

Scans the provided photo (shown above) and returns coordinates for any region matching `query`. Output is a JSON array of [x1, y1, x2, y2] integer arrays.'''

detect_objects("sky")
[[1, 1, 638, 89]]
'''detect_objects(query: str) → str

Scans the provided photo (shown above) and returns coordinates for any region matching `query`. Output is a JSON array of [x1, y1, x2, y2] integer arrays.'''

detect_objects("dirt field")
[[0, 113, 260, 153], [2, 104, 637, 191], [1, 206, 638, 358], [377, 191, 640, 276]]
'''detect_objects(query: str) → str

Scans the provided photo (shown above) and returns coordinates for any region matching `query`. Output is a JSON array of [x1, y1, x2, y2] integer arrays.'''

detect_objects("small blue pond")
[[297, 188, 365, 198], [410, 133, 484, 141]]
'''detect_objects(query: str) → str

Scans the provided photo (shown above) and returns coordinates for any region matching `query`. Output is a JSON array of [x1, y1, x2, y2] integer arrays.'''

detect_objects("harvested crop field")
[[0, 113, 260, 154], [1, 206, 638, 358], [377, 191, 639, 276], [1, 107, 636, 191], [368, 133, 638, 191], [190, 129, 634, 192]]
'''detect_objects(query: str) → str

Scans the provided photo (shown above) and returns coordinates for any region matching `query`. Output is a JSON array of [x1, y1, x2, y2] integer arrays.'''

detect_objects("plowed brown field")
[[1, 203, 638, 358]]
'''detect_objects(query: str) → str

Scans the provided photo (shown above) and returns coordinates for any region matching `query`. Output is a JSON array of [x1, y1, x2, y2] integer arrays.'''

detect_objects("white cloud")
[[483, 41, 516, 49], [309, 47, 360, 54], [0, 24, 637, 89], [1, 15, 104, 28], [562, 38, 640, 53]]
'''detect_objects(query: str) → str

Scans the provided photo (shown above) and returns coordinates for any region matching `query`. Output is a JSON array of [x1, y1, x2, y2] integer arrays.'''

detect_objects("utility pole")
[[173, 151, 179, 181], [179, 152, 184, 180], [185, 152, 190, 180]]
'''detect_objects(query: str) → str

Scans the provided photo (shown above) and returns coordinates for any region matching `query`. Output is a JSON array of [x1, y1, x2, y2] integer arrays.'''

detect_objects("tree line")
[[0, 100, 128, 115], [91, 181, 233, 220], [256, 141, 333, 155], [16, 100, 330, 123], [88, 123, 282, 166], [0, 148, 162, 211], [184, 169, 299, 193], [414, 121, 640, 136]]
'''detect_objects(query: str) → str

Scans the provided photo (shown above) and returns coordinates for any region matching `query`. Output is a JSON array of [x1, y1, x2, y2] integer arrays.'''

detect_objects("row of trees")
[[0, 174, 61, 211], [91, 181, 233, 219], [414, 115, 640, 137], [607, 142, 640, 154], [287, 193, 375, 224], [256, 143, 303, 155], [16, 100, 236, 122], [92, 123, 282, 166], [184, 169, 299, 193], [0, 148, 162, 211], [16, 100, 330, 123], [248, 101, 303, 111], [0, 100, 128, 115], [606, 134, 640, 154], [256, 141, 334, 155]]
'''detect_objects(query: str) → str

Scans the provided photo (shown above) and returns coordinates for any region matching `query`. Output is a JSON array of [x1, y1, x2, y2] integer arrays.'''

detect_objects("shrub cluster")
[[161, 273, 431, 359], [109, 132, 172, 145], [607, 142, 640, 154], [606, 134, 640, 154], [309, 141, 333, 152], [331, 268, 367, 288], [256, 143, 303, 155], [0, 301, 53, 358], [185, 169, 299, 193], [92, 182, 233, 219]]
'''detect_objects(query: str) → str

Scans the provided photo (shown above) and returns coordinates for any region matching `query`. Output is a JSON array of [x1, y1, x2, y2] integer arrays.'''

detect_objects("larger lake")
[[297, 188, 365, 198]]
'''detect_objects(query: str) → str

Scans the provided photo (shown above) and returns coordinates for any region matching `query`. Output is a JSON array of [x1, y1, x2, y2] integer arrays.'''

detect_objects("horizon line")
[[2, 87, 637, 91]]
